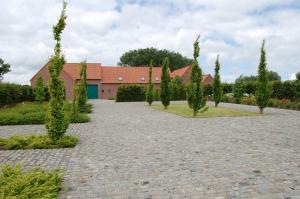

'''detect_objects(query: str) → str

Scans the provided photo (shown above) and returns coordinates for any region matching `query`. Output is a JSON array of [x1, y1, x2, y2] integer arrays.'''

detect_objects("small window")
[[155, 77, 159, 81], [118, 76, 123, 81], [141, 77, 145, 81]]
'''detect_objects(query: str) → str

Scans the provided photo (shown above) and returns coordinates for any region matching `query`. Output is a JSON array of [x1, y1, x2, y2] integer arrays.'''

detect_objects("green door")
[[87, 84, 99, 99]]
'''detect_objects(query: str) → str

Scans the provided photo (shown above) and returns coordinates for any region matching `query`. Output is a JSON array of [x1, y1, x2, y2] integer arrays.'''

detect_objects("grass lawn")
[[152, 103, 259, 118], [0, 102, 91, 125], [0, 164, 61, 198], [0, 135, 78, 150]]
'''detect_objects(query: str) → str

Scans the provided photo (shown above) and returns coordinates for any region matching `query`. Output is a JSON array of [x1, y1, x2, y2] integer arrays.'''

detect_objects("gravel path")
[[1, 100, 300, 198]]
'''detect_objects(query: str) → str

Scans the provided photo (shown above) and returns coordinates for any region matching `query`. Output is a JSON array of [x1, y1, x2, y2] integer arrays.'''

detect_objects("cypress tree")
[[71, 82, 79, 120], [46, 1, 69, 141], [255, 40, 270, 114], [187, 35, 207, 116], [78, 60, 87, 110], [146, 60, 154, 106], [160, 57, 171, 109], [213, 55, 222, 107], [34, 76, 46, 103]]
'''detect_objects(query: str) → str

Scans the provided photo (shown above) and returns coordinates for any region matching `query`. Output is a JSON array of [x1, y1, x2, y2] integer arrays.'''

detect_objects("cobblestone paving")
[[1, 100, 300, 199]]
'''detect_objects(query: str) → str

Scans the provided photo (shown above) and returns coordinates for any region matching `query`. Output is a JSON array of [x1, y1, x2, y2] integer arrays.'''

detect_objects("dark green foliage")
[[46, 1, 69, 141], [204, 84, 213, 96], [270, 80, 283, 99], [244, 81, 257, 95], [237, 70, 281, 82], [118, 47, 193, 71], [71, 82, 79, 121], [160, 57, 171, 109], [146, 60, 154, 106], [0, 58, 10, 81], [0, 135, 78, 150], [154, 89, 160, 101], [233, 78, 245, 103], [0, 83, 34, 107], [0, 102, 90, 125], [213, 55, 222, 107], [187, 35, 207, 116], [296, 72, 300, 81], [281, 81, 297, 100], [221, 83, 234, 94], [116, 85, 146, 102], [255, 40, 270, 114], [34, 76, 46, 103], [0, 164, 61, 198], [78, 61, 87, 110], [170, 76, 186, 100]]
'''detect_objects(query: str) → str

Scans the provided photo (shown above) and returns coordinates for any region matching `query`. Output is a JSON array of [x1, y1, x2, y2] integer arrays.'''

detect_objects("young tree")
[[71, 82, 79, 120], [46, 1, 69, 141], [213, 55, 222, 107], [233, 78, 245, 103], [78, 60, 87, 110], [160, 57, 171, 109], [146, 60, 154, 106], [170, 76, 186, 100], [255, 40, 270, 114], [0, 58, 10, 81], [34, 76, 46, 103], [187, 35, 207, 116]]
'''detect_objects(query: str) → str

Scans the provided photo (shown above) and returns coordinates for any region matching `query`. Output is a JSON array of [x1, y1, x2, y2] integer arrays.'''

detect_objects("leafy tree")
[[187, 35, 207, 116], [71, 82, 79, 120], [255, 40, 270, 114], [146, 60, 154, 106], [160, 57, 171, 109], [296, 72, 300, 81], [118, 48, 193, 71], [213, 55, 222, 107], [233, 78, 245, 103], [46, 1, 69, 141], [267, 71, 281, 81], [34, 76, 46, 103], [170, 76, 186, 100], [78, 61, 87, 110], [0, 58, 10, 81]]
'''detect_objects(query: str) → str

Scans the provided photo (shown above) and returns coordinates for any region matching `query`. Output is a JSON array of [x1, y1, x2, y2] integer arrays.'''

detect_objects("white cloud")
[[0, 0, 300, 84]]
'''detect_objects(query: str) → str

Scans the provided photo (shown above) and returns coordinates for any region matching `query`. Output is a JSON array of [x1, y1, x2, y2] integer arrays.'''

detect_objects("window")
[[141, 77, 145, 81], [118, 76, 123, 81], [155, 76, 159, 81]]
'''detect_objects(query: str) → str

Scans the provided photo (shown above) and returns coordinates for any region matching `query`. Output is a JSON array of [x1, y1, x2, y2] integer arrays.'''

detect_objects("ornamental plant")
[[71, 82, 79, 120], [255, 40, 270, 114], [160, 57, 171, 109], [34, 76, 46, 103], [78, 60, 87, 110], [187, 35, 207, 116], [146, 60, 154, 106], [213, 55, 222, 107], [46, 1, 69, 141]]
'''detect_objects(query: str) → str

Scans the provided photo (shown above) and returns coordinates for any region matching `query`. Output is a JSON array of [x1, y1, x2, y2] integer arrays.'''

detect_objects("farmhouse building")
[[30, 62, 213, 100]]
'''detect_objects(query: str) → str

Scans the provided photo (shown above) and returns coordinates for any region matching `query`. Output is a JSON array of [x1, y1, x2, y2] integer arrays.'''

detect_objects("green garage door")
[[87, 84, 99, 99]]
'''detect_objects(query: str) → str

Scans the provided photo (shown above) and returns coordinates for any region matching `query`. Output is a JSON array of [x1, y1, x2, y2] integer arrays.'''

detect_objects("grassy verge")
[[0, 164, 61, 198], [152, 104, 259, 118], [0, 135, 78, 150], [0, 102, 91, 125]]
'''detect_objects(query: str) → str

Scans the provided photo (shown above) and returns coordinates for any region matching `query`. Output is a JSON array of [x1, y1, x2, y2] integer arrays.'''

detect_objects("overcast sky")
[[1, 0, 300, 84]]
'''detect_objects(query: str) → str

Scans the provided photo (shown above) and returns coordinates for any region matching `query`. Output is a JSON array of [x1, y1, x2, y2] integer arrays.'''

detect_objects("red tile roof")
[[101, 66, 162, 84], [170, 65, 191, 78], [63, 63, 101, 80]]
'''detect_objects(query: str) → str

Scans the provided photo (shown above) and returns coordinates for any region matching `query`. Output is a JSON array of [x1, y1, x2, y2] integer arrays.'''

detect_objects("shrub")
[[0, 83, 34, 107], [204, 84, 213, 97], [154, 89, 160, 101], [0, 134, 77, 150], [233, 79, 245, 103], [244, 81, 257, 95], [281, 81, 297, 101], [78, 61, 88, 110], [240, 96, 256, 105], [0, 164, 61, 199], [116, 85, 146, 102], [34, 76, 46, 103], [170, 76, 186, 100], [222, 83, 234, 94]]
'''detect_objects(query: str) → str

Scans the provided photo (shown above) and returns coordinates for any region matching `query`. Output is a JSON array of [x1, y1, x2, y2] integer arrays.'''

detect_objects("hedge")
[[116, 85, 146, 102], [0, 83, 34, 107]]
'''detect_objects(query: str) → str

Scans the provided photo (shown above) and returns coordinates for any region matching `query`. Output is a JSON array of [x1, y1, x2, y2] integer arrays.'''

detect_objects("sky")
[[1, 0, 300, 84]]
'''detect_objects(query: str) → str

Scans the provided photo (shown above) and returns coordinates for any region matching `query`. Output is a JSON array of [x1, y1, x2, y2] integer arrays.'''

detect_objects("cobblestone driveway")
[[1, 100, 300, 199]]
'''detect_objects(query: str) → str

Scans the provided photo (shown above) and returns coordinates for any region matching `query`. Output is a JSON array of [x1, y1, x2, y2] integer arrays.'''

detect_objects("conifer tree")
[[34, 76, 46, 103], [213, 55, 222, 107], [146, 60, 154, 106], [78, 60, 87, 111], [255, 40, 270, 114], [160, 57, 171, 109], [46, 1, 69, 141], [71, 82, 79, 120], [187, 35, 207, 116]]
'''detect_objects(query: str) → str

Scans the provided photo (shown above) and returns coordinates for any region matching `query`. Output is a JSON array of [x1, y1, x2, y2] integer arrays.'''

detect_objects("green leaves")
[[160, 57, 171, 109], [34, 76, 46, 103], [78, 61, 88, 109], [146, 60, 154, 106], [213, 55, 222, 107]]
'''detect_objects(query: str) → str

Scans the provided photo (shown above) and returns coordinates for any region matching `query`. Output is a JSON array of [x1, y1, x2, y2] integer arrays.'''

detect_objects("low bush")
[[116, 85, 146, 102], [0, 164, 61, 198], [0, 135, 78, 150], [0, 83, 34, 107]]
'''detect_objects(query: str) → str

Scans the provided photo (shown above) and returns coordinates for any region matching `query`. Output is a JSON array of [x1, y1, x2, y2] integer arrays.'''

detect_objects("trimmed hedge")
[[116, 85, 146, 102], [0, 83, 34, 107]]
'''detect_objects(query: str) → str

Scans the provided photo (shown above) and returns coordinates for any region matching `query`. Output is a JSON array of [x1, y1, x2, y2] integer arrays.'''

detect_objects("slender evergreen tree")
[[46, 1, 69, 141], [255, 40, 270, 114], [34, 76, 46, 103], [213, 55, 222, 107], [146, 60, 154, 106], [71, 82, 79, 120], [160, 57, 171, 109], [78, 60, 87, 110], [187, 35, 207, 116]]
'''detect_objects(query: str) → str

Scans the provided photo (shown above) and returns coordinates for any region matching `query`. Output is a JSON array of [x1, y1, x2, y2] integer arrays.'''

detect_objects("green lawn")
[[152, 103, 259, 118], [0, 164, 61, 199], [0, 102, 91, 125]]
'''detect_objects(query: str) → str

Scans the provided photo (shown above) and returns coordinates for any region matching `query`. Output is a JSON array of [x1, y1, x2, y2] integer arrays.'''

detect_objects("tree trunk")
[[215, 102, 218, 107], [259, 107, 264, 114]]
